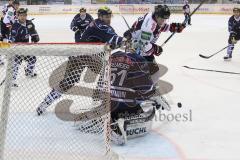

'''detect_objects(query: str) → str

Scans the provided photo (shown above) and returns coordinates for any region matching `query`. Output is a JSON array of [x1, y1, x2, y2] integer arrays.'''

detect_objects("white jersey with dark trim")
[[131, 12, 170, 56], [3, 6, 16, 26]]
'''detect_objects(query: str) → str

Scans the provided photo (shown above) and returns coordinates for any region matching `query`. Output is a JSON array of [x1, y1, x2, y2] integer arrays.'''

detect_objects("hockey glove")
[[229, 34, 237, 44], [72, 26, 79, 32], [123, 29, 132, 40], [145, 43, 163, 56], [170, 23, 186, 33], [152, 43, 163, 56], [31, 35, 40, 43]]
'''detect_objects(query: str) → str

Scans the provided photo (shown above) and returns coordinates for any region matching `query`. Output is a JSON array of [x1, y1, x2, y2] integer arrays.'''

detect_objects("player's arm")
[[87, 13, 94, 22], [228, 17, 234, 33], [3, 7, 14, 28], [2, 4, 7, 15], [98, 24, 123, 48], [70, 15, 79, 32], [143, 43, 163, 57], [27, 20, 39, 43], [161, 23, 185, 33]]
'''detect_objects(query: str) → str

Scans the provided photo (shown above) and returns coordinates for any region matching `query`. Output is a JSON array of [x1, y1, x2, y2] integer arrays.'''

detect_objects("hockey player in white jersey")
[[124, 5, 185, 62], [0, 0, 14, 65], [2, 0, 19, 42], [2, 0, 14, 16], [123, 4, 185, 87]]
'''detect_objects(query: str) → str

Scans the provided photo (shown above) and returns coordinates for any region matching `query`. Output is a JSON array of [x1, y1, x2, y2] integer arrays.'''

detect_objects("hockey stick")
[[120, 14, 131, 29], [161, 0, 206, 47], [0, 78, 5, 86], [183, 65, 240, 75], [199, 45, 229, 59]]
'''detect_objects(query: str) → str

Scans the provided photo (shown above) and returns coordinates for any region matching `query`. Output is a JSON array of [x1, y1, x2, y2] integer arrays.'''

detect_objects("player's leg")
[[24, 55, 37, 77], [224, 44, 234, 60], [224, 35, 239, 60], [187, 13, 191, 25], [12, 55, 23, 87], [37, 56, 84, 115]]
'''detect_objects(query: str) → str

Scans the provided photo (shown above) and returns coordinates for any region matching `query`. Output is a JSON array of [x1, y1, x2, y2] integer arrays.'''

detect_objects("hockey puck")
[[177, 102, 182, 108]]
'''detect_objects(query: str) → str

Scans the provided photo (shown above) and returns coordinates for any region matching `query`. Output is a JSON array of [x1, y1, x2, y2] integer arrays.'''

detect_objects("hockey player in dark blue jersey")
[[123, 5, 185, 62], [80, 6, 123, 47], [10, 8, 40, 87], [36, 6, 124, 115], [183, 0, 191, 25], [109, 49, 170, 145], [70, 7, 93, 42], [224, 7, 240, 60], [70, 44, 170, 145]]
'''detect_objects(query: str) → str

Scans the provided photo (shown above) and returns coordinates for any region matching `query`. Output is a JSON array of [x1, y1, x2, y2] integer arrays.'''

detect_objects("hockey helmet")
[[17, 8, 28, 15], [154, 5, 170, 19], [233, 7, 240, 13], [98, 6, 112, 16], [184, 0, 189, 4], [79, 7, 86, 13], [13, 0, 20, 5]]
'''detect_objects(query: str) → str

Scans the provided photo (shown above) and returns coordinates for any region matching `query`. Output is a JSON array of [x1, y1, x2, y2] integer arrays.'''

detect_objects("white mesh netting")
[[0, 43, 118, 160]]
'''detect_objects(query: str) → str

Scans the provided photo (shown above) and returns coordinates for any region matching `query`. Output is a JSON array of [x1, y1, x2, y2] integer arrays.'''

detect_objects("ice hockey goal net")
[[0, 43, 118, 160]]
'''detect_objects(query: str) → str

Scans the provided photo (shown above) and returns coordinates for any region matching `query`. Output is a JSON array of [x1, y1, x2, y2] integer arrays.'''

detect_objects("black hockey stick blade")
[[183, 65, 240, 75], [199, 54, 213, 59], [199, 45, 229, 59], [0, 78, 5, 86]]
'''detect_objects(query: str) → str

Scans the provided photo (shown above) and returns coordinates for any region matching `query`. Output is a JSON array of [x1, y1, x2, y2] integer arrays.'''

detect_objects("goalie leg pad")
[[124, 106, 155, 139]]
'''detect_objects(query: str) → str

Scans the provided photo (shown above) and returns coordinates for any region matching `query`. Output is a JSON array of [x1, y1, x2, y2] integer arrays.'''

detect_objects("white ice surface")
[[0, 14, 240, 160]]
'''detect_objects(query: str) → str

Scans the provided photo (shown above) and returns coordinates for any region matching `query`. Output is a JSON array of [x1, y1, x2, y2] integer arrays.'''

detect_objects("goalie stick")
[[183, 65, 240, 75], [199, 45, 229, 59], [161, 0, 206, 47]]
